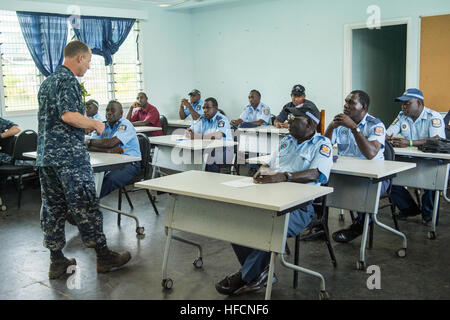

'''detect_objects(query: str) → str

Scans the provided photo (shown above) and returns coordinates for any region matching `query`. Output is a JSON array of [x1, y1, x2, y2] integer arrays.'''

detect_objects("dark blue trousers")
[[390, 185, 434, 218], [231, 204, 315, 283], [99, 162, 141, 198]]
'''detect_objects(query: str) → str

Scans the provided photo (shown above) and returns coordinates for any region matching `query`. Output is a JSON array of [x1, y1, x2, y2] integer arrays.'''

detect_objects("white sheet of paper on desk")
[[221, 177, 257, 188]]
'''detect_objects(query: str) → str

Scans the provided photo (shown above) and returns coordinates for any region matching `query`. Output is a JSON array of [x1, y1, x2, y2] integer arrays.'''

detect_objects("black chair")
[[291, 194, 337, 289], [0, 130, 38, 209], [348, 140, 399, 249], [117, 133, 159, 226], [160, 115, 168, 135]]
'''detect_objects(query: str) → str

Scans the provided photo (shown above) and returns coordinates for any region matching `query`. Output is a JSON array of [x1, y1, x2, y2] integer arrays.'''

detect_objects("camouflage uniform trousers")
[[0, 152, 12, 165], [39, 163, 107, 251]]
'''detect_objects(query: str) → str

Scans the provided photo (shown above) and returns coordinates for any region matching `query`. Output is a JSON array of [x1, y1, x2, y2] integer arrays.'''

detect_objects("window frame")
[[0, 11, 144, 116]]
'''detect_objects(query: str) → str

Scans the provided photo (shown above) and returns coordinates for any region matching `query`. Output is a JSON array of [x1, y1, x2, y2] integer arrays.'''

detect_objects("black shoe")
[[332, 222, 363, 243], [422, 214, 432, 225], [397, 206, 421, 220], [248, 167, 258, 177], [300, 224, 326, 241], [215, 271, 247, 295], [248, 266, 278, 291]]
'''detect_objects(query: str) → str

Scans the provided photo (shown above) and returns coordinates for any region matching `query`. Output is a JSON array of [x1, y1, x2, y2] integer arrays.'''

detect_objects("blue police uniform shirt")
[[190, 111, 232, 141], [184, 99, 203, 117], [91, 118, 141, 158], [268, 133, 333, 186], [239, 102, 271, 125], [0, 117, 17, 133], [37, 65, 89, 167], [386, 107, 445, 140], [87, 113, 103, 122], [331, 113, 386, 160]]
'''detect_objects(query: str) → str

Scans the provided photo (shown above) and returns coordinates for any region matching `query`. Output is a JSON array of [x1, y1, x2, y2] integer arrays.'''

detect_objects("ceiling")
[[128, 0, 239, 10]]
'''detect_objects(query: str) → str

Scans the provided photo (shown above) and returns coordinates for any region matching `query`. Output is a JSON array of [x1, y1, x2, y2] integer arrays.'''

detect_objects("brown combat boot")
[[96, 247, 131, 273], [49, 256, 77, 279]]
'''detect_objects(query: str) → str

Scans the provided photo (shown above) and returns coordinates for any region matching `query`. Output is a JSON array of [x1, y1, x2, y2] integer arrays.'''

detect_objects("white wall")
[[190, 0, 450, 123], [0, 0, 194, 130]]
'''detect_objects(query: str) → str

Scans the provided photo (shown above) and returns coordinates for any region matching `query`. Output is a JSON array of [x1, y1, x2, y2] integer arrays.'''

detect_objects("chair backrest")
[[317, 109, 325, 135], [160, 115, 168, 135], [270, 114, 276, 125], [13, 130, 37, 161], [136, 133, 151, 179], [0, 135, 16, 156], [384, 139, 395, 161]]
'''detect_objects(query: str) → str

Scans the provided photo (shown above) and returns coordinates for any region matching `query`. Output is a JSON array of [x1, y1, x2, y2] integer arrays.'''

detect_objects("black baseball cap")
[[291, 84, 305, 96], [188, 89, 201, 96], [290, 102, 320, 124]]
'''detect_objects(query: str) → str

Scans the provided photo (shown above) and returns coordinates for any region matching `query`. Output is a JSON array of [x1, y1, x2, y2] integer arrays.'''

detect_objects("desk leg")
[[372, 212, 407, 257], [429, 191, 441, 239], [264, 252, 276, 300], [93, 172, 105, 198], [162, 227, 174, 289], [280, 251, 329, 300], [358, 213, 371, 270]]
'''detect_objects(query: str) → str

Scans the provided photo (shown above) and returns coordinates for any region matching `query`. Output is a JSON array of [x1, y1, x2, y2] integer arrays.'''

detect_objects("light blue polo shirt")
[[268, 133, 333, 186], [91, 118, 141, 157], [184, 99, 203, 117], [190, 111, 233, 141], [239, 102, 271, 125], [386, 107, 445, 140], [331, 113, 386, 160]]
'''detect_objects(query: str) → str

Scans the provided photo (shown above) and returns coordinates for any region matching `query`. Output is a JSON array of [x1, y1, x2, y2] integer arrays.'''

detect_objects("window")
[[0, 10, 42, 113], [0, 10, 143, 114]]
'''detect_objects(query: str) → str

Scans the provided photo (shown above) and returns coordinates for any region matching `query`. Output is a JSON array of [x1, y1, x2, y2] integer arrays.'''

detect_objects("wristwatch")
[[284, 172, 293, 182], [351, 126, 361, 134]]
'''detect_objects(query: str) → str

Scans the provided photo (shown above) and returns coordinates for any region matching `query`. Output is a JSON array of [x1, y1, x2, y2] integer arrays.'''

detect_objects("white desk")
[[23, 151, 145, 234], [247, 154, 416, 269], [237, 125, 288, 155], [392, 147, 450, 239], [166, 119, 193, 135], [134, 126, 162, 134], [149, 135, 237, 178], [136, 170, 333, 300]]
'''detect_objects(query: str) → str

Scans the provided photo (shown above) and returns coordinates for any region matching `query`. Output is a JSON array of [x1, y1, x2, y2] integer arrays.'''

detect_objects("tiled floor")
[[1, 178, 449, 300]]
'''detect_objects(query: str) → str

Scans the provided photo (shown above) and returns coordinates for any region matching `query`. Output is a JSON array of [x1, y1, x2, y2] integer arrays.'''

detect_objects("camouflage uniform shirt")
[[36, 65, 89, 167]]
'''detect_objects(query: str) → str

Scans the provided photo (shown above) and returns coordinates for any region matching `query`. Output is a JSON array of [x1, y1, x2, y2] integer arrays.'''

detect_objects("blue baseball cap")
[[395, 88, 424, 102]]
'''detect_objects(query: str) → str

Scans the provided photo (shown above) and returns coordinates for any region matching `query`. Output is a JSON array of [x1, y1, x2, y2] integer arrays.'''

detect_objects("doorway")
[[345, 23, 408, 126]]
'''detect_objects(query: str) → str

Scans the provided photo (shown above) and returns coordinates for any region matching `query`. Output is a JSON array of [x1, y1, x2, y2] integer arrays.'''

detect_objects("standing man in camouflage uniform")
[[37, 40, 131, 279]]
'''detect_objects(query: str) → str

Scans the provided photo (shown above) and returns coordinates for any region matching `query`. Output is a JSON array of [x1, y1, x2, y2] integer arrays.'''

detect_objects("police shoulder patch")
[[281, 143, 287, 149], [401, 123, 408, 131], [319, 144, 331, 157], [374, 126, 384, 136], [432, 118, 442, 128], [264, 109, 270, 115], [218, 121, 225, 128]]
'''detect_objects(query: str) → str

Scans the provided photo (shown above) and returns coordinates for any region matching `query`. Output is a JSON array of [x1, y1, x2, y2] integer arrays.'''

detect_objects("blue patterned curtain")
[[16, 12, 69, 77], [70, 16, 135, 66]]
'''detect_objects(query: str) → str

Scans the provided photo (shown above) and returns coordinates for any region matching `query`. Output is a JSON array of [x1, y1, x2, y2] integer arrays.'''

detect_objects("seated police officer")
[[215, 104, 333, 296], [386, 88, 445, 224], [87, 100, 141, 198], [185, 97, 233, 173], [230, 90, 271, 128], [324, 90, 388, 243], [85, 99, 103, 122], [274, 84, 317, 129], [179, 89, 203, 121], [0, 117, 21, 165]]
